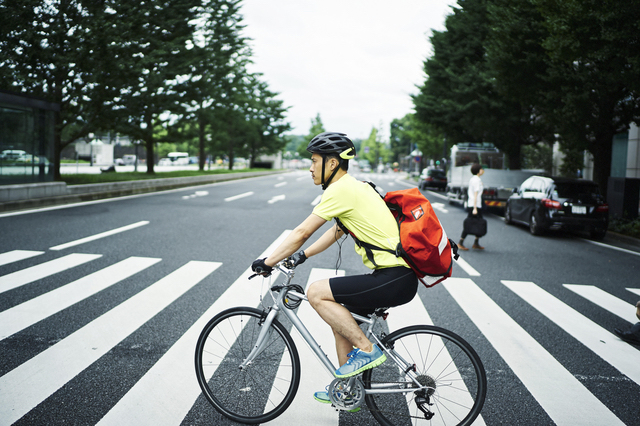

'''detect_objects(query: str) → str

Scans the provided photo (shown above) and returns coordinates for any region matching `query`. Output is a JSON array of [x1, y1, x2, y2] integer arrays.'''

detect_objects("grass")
[[608, 218, 640, 239], [60, 168, 273, 185]]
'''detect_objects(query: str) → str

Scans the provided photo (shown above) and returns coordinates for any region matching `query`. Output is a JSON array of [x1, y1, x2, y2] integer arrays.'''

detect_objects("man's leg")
[[307, 278, 373, 363]]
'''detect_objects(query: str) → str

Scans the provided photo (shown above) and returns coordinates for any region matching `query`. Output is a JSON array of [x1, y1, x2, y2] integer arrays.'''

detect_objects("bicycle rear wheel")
[[363, 325, 486, 426], [195, 307, 301, 424]]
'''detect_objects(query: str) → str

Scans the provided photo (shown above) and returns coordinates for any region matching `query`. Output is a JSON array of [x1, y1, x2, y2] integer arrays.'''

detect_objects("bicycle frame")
[[243, 264, 428, 396]]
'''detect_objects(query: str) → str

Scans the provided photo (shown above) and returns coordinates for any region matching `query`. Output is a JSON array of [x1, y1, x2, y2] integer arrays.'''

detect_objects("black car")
[[419, 168, 448, 191], [505, 176, 609, 239]]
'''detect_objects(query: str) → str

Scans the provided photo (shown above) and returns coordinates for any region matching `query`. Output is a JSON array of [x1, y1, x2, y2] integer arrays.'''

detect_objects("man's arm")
[[303, 221, 345, 258], [264, 213, 327, 266]]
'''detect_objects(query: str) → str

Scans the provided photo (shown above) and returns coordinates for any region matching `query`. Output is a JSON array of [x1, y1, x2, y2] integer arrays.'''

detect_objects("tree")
[[297, 114, 325, 158], [534, 0, 640, 194], [106, 0, 199, 174], [0, 0, 113, 180], [178, 0, 249, 171], [389, 115, 413, 163]]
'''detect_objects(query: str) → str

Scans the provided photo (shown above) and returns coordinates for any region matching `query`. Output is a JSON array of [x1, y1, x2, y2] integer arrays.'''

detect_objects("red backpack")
[[336, 183, 459, 287]]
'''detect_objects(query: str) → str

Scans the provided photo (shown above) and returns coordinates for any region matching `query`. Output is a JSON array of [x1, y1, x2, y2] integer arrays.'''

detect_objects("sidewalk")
[[0, 170, 286, 213]]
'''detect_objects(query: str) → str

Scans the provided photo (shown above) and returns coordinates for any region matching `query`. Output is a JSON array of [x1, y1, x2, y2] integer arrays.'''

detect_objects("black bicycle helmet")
[[307, 132, 356, 190], [307, 132, 356, 160]]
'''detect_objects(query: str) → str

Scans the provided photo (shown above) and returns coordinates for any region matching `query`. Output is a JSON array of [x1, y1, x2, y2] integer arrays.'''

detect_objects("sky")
[[240, 0, 458, 141]]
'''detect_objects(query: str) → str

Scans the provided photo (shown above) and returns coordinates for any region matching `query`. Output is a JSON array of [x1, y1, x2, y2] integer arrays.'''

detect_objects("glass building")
[[0, 91, 59, 184]]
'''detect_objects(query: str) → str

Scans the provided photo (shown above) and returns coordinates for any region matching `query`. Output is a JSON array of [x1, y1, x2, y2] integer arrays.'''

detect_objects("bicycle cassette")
[[327, 377, 365, 411]]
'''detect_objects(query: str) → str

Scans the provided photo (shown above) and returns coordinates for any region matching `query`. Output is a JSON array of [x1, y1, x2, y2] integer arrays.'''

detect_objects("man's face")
[[310, 153, 324, 186]]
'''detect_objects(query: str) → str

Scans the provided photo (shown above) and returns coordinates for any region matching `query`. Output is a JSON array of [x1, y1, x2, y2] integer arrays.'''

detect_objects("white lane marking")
[[96, 231, 291, 426], [268, 194, 286, 204], [503, 280, 640, 386], [224, 191, 254, 202], [627, 288, 640, 297], [445, 278, 624, 426], [0, 256, 161, 341], [564, 284, 638, 324], [50, 221, 149, 251], [0, 253, 102, 294], [275, 181, 288, 188], [454, 256, 481, 276], [0, 260, 221, 426], [269, 268, 344, 425], [582, 239, 640, 257], [431, 202, 449, 213], [0, 250, 44, 267], [311, 195, 322, 206]]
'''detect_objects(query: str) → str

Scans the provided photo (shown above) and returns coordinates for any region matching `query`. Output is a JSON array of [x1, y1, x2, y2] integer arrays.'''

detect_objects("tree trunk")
[[145, 115, 155, 174], [198, 111, 206, 171], [590, 129, 614, 200], [53, 111, 63, 181]]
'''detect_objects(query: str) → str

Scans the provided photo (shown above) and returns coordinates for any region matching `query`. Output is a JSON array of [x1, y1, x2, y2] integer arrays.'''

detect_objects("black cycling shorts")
[[329, 266, 418, 317]]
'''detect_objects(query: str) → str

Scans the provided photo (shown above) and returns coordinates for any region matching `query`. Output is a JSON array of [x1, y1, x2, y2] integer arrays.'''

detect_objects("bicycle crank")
[[327, 377, 365, 411]]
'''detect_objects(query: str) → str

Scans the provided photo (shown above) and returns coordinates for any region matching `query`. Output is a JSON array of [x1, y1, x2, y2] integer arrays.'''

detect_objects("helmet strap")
[[321, 155, 343, 190]]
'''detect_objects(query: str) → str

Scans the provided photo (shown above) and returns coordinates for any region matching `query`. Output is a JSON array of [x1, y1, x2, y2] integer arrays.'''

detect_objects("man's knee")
[[307, 279, 333, 308]]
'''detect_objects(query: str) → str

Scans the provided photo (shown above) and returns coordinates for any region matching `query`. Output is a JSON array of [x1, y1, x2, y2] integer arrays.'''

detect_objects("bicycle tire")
[[363, 325, 486, 426], [195, 307, 301, 424]]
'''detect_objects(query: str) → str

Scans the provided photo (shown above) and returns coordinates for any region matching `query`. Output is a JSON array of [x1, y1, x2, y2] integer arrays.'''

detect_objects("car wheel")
[[529, 212, 543, 236], [504, 204, 513, 225], [590, 228, 607, 240]]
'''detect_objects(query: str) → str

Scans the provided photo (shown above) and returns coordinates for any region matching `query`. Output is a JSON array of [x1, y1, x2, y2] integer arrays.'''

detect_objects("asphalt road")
[[1, 170, 639, 426]]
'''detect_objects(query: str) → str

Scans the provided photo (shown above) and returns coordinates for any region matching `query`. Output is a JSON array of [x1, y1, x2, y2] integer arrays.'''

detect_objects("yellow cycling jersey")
[[312, 174, 408, 269]]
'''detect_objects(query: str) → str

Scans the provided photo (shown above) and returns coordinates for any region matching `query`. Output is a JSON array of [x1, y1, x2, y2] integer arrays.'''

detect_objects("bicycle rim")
[[363, 325, 486, 426], [195, 307, 300, 424]]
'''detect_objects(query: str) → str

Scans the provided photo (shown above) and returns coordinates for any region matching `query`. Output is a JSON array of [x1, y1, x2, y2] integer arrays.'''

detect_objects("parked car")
[[419, 168, 448, 191], [504, 176, 608, 239]]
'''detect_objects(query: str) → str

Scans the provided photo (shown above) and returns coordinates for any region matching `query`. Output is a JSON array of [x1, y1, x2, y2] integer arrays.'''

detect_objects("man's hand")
[[290, 250, 307, 266], [251, 258, 273, 276]]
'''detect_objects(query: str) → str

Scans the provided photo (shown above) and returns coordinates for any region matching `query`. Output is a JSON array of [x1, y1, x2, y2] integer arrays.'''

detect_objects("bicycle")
[[195, 259, 487, 425]]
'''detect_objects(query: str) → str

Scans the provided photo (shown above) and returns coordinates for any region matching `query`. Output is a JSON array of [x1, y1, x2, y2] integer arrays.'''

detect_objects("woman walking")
[[459, 163, 485, 251]]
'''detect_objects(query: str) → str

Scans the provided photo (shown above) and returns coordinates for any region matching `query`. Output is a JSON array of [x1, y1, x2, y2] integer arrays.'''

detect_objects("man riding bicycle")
[[252, 132, 418, 406]]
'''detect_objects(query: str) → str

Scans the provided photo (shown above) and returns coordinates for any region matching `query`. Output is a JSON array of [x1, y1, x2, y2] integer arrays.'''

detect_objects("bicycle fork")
[[238, 308, 278, 370]]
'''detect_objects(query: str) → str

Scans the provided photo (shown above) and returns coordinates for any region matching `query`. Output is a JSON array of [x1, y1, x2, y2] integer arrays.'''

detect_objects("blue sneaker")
[[314, 389, 361, 412], [334, 345, 386, 378]]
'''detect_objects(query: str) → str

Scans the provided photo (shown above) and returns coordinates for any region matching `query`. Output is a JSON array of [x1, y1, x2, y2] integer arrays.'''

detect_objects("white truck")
[[446, 143, 539, 212]]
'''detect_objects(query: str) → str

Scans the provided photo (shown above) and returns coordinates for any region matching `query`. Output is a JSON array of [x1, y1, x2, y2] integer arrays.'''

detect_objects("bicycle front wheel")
[[363, 325, 486, 426], [195, 307, 301, 424]]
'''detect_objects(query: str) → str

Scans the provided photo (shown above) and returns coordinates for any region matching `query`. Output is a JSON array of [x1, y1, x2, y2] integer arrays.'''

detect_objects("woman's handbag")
[[463, 214, 487, 237]]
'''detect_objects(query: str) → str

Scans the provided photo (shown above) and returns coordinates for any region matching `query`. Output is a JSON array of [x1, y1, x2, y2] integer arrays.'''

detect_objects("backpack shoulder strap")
[[334, 217, 398, 268]]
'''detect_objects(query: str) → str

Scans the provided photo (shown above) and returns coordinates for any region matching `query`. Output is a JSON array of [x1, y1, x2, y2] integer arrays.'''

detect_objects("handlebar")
[[249, 256, 297, 280]]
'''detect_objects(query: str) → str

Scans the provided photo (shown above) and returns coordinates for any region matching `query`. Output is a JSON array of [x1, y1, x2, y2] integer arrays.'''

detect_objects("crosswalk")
[[1, 235, 639, 425]]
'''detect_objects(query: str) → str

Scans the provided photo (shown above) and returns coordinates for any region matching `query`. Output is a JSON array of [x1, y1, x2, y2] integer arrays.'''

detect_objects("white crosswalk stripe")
[[0, 260, 221, 425], [446, 278, 625, 426], [96, 231, 290, 426], [271, 268, 344, 426], [0, 249, 44, 266], [503, 280, 640, 387], [0, 253, 102, 294], [0, 256, 161, 340], [0, 243, 638, 425], [564, 284, 638, 324]]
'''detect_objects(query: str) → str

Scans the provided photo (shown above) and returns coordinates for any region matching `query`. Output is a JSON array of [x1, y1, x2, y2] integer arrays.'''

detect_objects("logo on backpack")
[[411, 206, 424, 221]]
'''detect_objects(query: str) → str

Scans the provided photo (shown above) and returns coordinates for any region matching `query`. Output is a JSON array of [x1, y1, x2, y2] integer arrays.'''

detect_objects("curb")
[[0, 170, 286, 214]]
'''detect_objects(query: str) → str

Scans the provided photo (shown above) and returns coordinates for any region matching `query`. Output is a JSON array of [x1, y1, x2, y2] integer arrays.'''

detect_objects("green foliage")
[[0, 0, 290, 177], [412, 0, 640, 196], [297, 114, 325, 158], [608, 218, 640, 240], [521, 143, 552, 172], [558, 146, 584, 178]]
